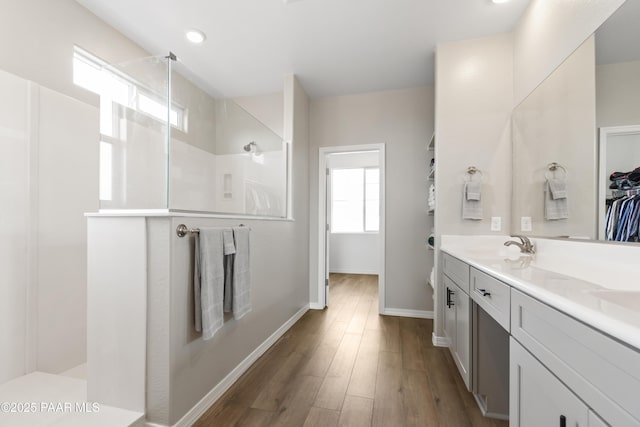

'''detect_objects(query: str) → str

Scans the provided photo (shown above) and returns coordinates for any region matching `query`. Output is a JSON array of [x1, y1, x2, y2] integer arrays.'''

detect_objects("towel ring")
[[545, 162, 567, 180], [465, 166, 483, 182]]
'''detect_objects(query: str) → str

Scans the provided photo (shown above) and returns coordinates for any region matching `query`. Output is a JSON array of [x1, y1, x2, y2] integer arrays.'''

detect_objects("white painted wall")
[[434, 33, 513, 337], [597, 60, 640, 128], [36, 87, 99, 373], [309, 87, 434, 313], [514, 0, 625, 106], [329, 233, 379, 274], [512, 36, 597, 239], [0, 70, 31, 384], [0, 68, 99, 382], [0, 0, 147, 107]]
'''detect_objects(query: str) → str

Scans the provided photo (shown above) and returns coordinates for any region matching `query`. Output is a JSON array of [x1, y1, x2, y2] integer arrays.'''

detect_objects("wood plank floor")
[[194, 274, 509, 427]]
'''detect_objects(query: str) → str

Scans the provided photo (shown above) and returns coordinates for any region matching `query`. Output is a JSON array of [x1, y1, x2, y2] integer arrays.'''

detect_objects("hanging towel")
[[427, 183, 436, 211], [222, 229, 236, 313], [544, 178, 568, 220], [462, 181, 483, 220], [231, 227, 252, 319], [194, 229, 226, 340]]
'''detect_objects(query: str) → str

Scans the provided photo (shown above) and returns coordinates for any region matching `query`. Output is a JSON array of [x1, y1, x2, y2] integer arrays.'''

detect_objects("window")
[[331, 167, 380, 233], [73, 47, 185, 131]]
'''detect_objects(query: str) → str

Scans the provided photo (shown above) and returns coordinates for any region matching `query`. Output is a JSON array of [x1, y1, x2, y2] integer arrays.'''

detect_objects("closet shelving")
[[427, 132, 435, 290]]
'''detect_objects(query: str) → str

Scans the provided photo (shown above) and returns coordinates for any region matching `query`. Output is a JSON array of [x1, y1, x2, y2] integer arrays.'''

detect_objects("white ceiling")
[[76, 0, 530, 98]]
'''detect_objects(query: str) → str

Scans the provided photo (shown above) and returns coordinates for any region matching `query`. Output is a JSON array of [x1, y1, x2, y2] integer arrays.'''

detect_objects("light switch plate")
[[521, 216, 532, 232], [491, 216, 501, 231]]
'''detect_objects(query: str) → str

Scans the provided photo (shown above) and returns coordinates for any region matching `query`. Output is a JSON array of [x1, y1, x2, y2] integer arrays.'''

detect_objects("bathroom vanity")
[[440, 235, 640, 426]]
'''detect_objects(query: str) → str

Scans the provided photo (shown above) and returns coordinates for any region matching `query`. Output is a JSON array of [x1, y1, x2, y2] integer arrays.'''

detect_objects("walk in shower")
[[98, 52, 289, 217]]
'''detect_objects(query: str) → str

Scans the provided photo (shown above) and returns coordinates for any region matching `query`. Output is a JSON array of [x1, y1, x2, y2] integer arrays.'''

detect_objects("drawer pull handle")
[[559, 415, 566, 427], [478, 288, 491, 297], [446, 287, 455, 308]]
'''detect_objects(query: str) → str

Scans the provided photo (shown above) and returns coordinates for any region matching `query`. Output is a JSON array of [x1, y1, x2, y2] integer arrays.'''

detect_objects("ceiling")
[[76, 0, 530, 98]]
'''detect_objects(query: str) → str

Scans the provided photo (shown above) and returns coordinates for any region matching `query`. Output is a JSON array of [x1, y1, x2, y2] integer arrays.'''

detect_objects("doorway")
[[598, 125, 640, 239], [317, 144, 386, 312]]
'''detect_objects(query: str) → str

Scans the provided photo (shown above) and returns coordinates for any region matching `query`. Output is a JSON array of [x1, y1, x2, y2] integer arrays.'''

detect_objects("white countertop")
[[440, 235, 640, 351]]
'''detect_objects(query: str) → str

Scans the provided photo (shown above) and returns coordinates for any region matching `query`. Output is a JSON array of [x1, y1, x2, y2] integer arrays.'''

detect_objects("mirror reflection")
[[511, 0, 640, 241]]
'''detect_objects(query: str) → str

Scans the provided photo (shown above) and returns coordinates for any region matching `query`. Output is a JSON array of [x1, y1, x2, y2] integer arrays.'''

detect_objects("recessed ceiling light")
[[185, 29, 206, 44]]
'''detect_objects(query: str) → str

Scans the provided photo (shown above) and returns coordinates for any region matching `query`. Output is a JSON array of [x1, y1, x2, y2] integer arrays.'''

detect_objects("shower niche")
[[95, 52, 288, 217]]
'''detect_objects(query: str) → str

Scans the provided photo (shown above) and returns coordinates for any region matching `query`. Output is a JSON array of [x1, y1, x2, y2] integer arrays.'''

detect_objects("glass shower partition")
[[98, 53, 288, 217]]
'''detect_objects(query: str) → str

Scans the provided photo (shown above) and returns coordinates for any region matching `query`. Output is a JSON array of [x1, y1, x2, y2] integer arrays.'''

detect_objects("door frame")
[[317, 143, 386, 312], [598, 125, 640, 239]]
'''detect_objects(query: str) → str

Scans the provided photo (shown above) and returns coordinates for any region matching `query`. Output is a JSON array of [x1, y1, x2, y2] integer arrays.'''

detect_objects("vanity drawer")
[[511, 289, 640, 426], [470, 268, 510, 332], [442, 252, 469, 293]]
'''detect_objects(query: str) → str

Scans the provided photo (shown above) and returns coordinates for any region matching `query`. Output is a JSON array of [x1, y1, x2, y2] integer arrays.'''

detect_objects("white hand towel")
[[544, 178, 568, 220], [462, 182, 483, 220], [231, 227, 252, 319], [194, 229, 225, 340]]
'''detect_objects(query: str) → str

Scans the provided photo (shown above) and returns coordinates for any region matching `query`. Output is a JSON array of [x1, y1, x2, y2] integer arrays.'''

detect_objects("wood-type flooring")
[[194, 273, 509, 427]]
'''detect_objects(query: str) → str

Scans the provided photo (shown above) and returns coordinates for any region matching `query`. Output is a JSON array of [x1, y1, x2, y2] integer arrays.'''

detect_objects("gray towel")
[[194, 229, 225, 340], [544, 178, 568, 220], [548, 178, 567, 199], [222, 229, 236, 313], [231, 227, 251, 319], [462, 182, 483, 220]]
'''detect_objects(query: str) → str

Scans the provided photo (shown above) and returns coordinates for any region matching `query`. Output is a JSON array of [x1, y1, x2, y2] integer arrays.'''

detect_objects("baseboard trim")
[[167, 304, 310, 427], [309, 302, 325, 310], [432, 332, 449, 347], [382, 308, 433, 319], [329, 268, 379, 275]]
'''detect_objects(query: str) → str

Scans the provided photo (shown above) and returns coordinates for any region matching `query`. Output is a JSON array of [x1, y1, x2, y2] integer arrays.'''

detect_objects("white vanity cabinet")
[[511, 289, 640, 427], [440, 246, 640, 426], [442, 253, 472, 389], [510, 337, 588, 427]]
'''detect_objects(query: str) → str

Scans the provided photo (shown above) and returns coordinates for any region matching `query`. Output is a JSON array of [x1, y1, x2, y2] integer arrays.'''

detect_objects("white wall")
[[434, 33, 513, 337], [0, 68, 99, 381], [0, 70, 31, 384], [329, 234, 379, 274], [309, 87, 434, 313], [514, 0, 625, 105], [0, 0, 147, 107], [36, 87, 99, 373], [597, 60, 640, 128]]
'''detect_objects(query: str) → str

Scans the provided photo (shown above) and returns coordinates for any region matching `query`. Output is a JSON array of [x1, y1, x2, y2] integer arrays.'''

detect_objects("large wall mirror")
[[511, 0, 640, 242]]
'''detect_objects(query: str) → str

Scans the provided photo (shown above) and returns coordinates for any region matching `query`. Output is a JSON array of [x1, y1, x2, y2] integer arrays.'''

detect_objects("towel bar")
[[176, 223, 248, 237]]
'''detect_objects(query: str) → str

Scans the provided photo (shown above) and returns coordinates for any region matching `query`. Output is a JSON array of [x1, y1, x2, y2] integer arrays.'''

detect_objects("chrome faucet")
[[504, 235, 535, 254]]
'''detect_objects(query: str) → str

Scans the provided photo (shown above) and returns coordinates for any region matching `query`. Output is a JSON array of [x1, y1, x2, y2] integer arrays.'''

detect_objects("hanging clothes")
[[605, 194, 640, 242]]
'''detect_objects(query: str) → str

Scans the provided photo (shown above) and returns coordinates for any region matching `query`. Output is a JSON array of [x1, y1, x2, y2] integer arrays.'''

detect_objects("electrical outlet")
[[491, 216, 501, 231], [521, 216, 532, 232]]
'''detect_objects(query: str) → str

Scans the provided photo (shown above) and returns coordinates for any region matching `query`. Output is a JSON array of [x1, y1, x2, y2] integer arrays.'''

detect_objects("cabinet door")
[[510, 338, 588, 427], [443, 276, 456, 348], [454, 282, 471, 390]]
